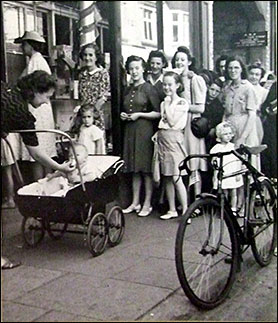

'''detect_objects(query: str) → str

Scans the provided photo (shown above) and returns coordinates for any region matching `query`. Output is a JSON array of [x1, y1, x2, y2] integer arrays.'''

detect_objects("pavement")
[[1, 202, 277, 322]]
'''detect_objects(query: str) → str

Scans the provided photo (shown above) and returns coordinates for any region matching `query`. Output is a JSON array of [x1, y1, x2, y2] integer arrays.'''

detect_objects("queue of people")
[[1, 30, 277, 269]]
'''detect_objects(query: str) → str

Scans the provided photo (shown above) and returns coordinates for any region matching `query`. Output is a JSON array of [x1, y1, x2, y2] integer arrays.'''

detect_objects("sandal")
[[1, 259, 21, 270]]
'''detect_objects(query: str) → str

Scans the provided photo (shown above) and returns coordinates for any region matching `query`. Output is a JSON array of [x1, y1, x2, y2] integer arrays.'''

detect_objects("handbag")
[[189, 77, 209, 139], [191, 116, 210, 138]]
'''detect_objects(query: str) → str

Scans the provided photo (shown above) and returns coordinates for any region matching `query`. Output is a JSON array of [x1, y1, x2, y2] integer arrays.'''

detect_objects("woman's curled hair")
[[17, 70, 56, 101]]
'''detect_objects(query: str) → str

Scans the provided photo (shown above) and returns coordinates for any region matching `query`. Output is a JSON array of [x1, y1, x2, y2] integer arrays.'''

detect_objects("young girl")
[[210, 121, 244, 213], [70, 104, 105, 155], [157, 71, 189, 220]]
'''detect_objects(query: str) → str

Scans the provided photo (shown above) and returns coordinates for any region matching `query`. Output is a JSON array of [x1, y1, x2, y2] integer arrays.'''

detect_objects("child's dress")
[[210, 142, 243, 190], [78, 124, 105, 154], [157, 98, 188, 176]]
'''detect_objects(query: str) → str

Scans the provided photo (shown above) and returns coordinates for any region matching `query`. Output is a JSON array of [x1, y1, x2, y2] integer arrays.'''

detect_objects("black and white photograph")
[[1, 1, 277, 322]]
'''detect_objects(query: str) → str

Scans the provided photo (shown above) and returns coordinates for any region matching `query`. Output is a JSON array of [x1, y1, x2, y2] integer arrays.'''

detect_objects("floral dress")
[[78, 67, 110, 132]]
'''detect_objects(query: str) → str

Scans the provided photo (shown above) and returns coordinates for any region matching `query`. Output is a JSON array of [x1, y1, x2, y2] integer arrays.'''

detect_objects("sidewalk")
[[1, 206, 277, 322]]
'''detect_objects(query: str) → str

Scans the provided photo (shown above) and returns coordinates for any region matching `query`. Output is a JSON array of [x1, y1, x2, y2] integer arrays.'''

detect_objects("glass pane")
[[173, 25, 178, 42], [3, 4, 21, 42]]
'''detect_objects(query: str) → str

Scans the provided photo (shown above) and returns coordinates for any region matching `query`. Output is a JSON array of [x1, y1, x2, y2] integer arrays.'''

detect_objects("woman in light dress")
[[15, 31, 57, 181]]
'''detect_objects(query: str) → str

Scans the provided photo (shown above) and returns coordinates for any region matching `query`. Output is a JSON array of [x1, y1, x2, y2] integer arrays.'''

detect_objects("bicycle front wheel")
[[249, 179, 277, 266], [175, 197, 239, 310]]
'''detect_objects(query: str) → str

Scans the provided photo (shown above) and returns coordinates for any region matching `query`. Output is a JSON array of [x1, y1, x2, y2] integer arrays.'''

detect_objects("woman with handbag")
[[171, 46, 207, 200]]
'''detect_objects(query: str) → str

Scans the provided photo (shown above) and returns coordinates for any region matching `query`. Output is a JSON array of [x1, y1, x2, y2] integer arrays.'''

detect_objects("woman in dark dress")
[[121, 56, 161, 217]]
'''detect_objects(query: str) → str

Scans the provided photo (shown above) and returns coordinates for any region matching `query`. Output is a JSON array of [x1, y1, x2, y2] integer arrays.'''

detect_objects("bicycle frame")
[[180, 144, 276, 254]]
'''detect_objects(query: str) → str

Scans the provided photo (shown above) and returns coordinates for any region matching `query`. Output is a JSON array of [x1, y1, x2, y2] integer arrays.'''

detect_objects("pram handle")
[[10, 129, 87, 192]]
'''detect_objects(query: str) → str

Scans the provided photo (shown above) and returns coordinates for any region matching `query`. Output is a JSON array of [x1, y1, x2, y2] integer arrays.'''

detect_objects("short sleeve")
[[91, 126, 104, 141], [192, 75, 207, 104]]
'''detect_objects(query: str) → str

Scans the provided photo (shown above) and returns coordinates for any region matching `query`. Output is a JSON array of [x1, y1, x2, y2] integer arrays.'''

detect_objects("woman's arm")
[[128, 111, 161, 121], [26, 145, 73, 173]]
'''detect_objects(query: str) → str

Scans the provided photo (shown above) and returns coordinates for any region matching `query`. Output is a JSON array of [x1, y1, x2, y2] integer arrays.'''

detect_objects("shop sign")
[[233, 31, 267, 48]]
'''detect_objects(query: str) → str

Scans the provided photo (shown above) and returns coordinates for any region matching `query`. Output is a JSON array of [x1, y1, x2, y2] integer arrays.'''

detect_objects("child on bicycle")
[[210, 121, 243, 213], [156, 71, 189, 220], [70, 104, 105, 155]]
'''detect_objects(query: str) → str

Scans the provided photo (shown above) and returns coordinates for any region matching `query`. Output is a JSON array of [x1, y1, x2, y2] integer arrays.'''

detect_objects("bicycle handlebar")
[[179, 144, 268, 176]]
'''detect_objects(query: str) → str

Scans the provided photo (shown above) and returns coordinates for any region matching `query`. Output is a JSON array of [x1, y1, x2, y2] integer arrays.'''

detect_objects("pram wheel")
[[107, 206, 125, 247], [87, 212, 108, 257], [21, 217, 45, 247], [45, 221, 68, 240]]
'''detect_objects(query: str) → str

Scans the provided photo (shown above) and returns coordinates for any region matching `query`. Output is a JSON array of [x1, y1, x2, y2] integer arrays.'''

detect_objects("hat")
[[14, 31, 45, 44]]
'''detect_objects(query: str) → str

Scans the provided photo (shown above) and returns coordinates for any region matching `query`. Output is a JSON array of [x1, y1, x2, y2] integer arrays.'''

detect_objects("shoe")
[[1, 258, 21, 270], [138, 207, 153, 217], [160, 211, 178, 220], [122, 204, 141, 214], [187, 218, 192, 224]]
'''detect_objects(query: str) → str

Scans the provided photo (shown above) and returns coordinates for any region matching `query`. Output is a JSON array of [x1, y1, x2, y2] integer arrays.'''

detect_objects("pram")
[[6, 129, 125, 257]]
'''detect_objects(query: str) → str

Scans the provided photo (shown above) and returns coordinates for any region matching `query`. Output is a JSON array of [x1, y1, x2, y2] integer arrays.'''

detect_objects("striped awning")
[[79, 1, 102, 47]]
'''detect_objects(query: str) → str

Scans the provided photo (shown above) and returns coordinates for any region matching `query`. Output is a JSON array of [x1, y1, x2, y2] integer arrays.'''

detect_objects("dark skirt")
[[123, 118, 154, 173]]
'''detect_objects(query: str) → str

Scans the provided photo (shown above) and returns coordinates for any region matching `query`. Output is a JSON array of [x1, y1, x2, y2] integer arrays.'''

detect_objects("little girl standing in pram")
[[69, 104, 105, 155]]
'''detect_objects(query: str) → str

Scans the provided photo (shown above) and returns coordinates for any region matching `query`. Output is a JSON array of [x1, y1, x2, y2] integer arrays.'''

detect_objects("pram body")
[[7, 130, 125, 256]]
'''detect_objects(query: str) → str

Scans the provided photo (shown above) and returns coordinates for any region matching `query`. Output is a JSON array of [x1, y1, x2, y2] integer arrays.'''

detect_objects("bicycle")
[[175, 144, 277, 310]]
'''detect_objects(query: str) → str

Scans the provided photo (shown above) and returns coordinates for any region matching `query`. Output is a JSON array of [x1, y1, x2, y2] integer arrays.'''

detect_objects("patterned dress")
[[20, 52, 57, 161], [78, 67, 110, 132], [122, 82, 160, 173]]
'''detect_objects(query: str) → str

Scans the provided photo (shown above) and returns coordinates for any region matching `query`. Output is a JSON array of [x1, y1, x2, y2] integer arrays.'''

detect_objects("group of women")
[[1, 30, 276, 267], [121, 49, 276, 219]]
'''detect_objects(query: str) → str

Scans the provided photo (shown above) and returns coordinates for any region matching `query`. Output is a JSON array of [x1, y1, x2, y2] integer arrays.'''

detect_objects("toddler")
[[70, 104, 105, 155], [210, 121, 243, 213]]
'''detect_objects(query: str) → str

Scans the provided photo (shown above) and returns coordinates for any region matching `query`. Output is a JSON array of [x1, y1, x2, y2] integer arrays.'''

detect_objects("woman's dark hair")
[[17, 70, 56, 101], [247, 63, 266, 79], [24, 39, 44, 53], [163, 71, 184, 95], [147, 50, 168, 69], [79, 43, 105, 68], [125, 55, 147, 74], [224, 56, 248, 80], [215, 54, 228, 75], [171, 46, 197, 72]]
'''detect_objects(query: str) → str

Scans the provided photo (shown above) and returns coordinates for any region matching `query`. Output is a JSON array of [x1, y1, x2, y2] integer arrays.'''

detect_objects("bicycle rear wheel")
[[249, 179, 277, 266], [175, 197, 239, 310]]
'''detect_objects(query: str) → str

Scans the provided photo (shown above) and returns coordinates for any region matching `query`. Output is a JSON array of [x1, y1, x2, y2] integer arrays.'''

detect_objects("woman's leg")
[[131, 173, 142, 206], [165, 176, 176, 213], [174, 175, 188, 215], [141, 174, 153, 210], [2, 165, 15, 208]]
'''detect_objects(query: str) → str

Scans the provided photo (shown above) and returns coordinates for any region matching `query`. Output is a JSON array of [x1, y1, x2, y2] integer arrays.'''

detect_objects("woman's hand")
[[58, 161, 76, 173], [120, 112, 130, 121], [128, 113, 141, 121], [95, 96, 107, 111]]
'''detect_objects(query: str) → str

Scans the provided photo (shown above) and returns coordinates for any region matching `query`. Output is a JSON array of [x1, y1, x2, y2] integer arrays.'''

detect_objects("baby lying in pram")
[[38, 143, 102, 196]]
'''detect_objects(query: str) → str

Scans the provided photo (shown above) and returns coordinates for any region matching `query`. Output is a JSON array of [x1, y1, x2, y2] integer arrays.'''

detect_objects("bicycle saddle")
[[240, 144, 267, 155]]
